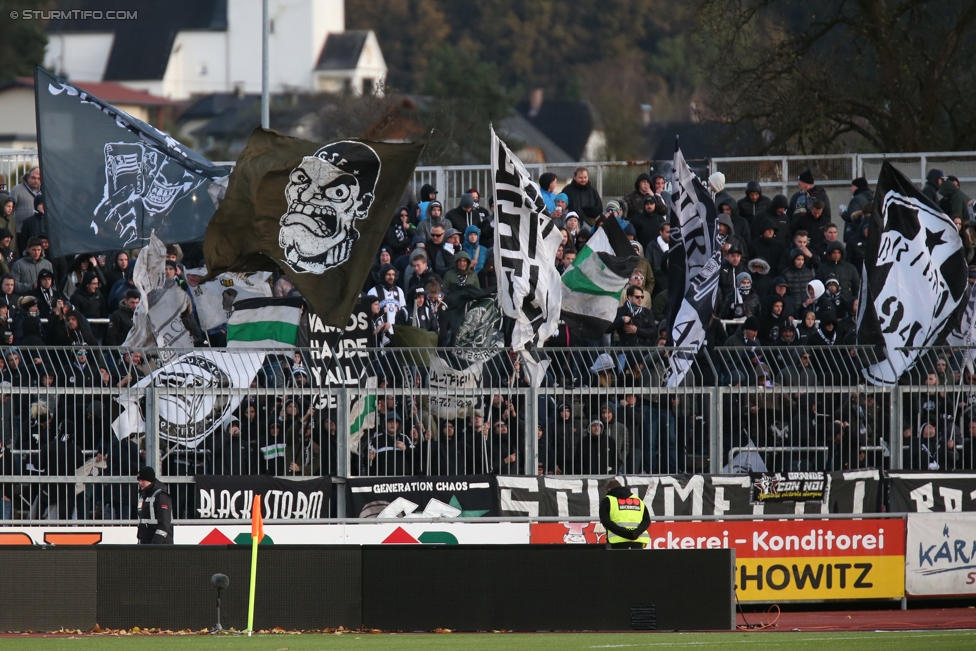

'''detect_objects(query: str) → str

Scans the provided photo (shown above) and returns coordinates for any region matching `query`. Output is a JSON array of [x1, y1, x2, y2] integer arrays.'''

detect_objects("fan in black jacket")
[[610, 286, 656, 346]]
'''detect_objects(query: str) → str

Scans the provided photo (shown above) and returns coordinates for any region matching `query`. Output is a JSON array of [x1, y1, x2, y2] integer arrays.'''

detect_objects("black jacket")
[[137, 479, 174, 544], [104, 301, 135, 346], [610, 303, 656, 346], [560, 180, 603, 225]]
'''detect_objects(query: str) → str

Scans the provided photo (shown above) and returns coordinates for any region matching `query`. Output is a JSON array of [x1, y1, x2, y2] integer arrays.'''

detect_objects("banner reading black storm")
[[346, 475, 498, 518], [498, 471, 878, 517], [195, 475, 331, 520]]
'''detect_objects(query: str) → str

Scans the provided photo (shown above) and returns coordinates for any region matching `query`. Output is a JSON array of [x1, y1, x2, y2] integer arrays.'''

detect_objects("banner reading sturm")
[[347, 475, 498, 518], [498, 471, 878, 517], [195, 475, 331, 520]]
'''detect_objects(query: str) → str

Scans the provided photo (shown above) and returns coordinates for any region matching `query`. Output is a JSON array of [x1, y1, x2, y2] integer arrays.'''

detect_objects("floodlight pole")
[[261, 0, 270, 129]]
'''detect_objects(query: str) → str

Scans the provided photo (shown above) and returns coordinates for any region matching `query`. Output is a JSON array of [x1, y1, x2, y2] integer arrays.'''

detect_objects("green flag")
[[204, 128, 424, 327]]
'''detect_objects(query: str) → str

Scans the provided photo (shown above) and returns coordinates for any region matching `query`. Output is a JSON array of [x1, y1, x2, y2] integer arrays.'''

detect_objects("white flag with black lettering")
[[666, 142, 723, 387], [858, 161, 968, 385], [490, 126, 562, 350]]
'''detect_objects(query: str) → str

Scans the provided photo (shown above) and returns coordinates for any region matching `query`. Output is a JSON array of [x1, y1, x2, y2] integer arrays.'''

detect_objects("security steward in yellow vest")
[[599, 478, 650, 549], [136, 466, 174, 544]]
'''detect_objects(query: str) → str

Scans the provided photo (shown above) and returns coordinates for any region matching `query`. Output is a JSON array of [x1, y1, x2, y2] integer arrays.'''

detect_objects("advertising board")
[[531, 518, 905, 602]]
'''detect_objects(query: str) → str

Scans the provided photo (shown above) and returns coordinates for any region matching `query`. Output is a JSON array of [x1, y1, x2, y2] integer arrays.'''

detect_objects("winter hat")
[[772, 276, 789, 288], [798, 169, 815, 185], [644, 194, 657, 205], [539, 172, 557, 190], [81, 270, 98, 286], [736, 271, 753, 285], [606, 200, 622, 213], [18, 296, 37, 310], [554, 193, 569, 205], [137, 467, 156, 482], [824, 274, 840, 288], [708, 172, 726, 192], [852, 177, 870, 191], [33, 194, 44, 209], [634, 172, 652, 191], [807, 279, 825, 300], [409, 249, 427, 262], [622, 222, 636, 237], [165, 260, 178, 270], [589, 353, 616, 374], [459, 194, 475, 209], [0, 227, 11, 239], [743, 316, 761, 332], [37, 269, 55, 281], [630, 241, 643, 257], [410, 235, 426, 247]]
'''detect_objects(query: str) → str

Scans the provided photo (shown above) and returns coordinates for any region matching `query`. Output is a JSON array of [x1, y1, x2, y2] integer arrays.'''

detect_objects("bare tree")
[[695, 0, 976, 153]]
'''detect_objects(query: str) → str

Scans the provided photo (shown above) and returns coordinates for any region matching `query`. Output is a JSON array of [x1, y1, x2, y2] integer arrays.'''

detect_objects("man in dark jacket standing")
[[561, 167, 603, 226], [599, 478, 650, 549], [737, 180, 771, 229], [788, 169, 832, 222], [105, 289, 139, 346], [922, 168, 944, 205], [611, 286, 655, 346], [841, 178, 874, 243], [136, 467, 174, 544]]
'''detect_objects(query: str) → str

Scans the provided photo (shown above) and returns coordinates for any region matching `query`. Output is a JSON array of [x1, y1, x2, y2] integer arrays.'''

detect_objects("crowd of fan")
[[2, 164, 976, 519]]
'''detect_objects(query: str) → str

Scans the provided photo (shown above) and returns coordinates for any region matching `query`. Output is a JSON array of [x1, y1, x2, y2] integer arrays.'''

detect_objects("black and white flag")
[[35, 67, 228, 256], [857, 161, 968, 385], [946, 283, 976, 370], [491, 126, 563, 350], [666, 142, 724, 387]]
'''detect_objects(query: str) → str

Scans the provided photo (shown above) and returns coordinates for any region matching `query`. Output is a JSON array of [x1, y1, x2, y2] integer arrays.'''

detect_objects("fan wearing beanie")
[[788, 168, 832, 222], [136, 466, 174, 544]]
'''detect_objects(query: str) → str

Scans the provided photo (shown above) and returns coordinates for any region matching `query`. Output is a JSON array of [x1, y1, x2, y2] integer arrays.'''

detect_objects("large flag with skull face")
[[857, 161, 968, 385], [34, 67, 229, 257], [203, 128, 424, 326]]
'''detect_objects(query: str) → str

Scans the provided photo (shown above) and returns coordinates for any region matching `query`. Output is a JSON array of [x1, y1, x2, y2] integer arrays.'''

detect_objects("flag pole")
[[247, 494, 263, 635], [261, 0, 270, 129]]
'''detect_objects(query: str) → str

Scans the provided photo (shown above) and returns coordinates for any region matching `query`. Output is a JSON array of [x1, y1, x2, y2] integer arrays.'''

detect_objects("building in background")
[[44, 0, 386, 100], [0, 76, 171, 148]]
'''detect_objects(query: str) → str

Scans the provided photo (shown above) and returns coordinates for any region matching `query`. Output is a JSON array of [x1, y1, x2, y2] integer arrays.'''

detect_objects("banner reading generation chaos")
[[346, 475, 498, 518]]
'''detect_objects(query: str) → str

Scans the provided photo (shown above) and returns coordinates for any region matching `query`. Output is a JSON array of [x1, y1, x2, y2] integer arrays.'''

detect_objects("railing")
[[3, 344, 976, 521], [6, 148, 975, 209]]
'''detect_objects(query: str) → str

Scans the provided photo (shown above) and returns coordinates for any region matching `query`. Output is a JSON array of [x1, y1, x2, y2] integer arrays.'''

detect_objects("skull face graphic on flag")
[[94, 143, 208, 245], [278, 141, 381, 274], [35, 67, 227, 256], [858, 161, 968, 385]]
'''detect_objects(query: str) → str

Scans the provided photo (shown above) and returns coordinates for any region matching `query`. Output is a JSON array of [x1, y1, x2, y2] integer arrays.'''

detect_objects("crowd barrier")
[[0, 545, 735, 632], [5, 345, 976, 522]]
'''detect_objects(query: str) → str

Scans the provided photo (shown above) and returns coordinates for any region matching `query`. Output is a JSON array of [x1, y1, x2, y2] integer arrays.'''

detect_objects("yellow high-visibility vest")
[[606, 494, 650, 546]]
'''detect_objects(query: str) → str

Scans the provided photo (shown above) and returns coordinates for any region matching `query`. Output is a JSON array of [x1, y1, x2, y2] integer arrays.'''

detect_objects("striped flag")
[[666, 142, 723, 387], [227, 297, 304, 348], [560, 216, 638, 339]]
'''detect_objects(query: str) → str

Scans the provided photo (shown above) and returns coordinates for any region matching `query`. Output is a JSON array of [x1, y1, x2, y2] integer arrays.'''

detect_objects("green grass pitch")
[[1, 630, 975, 651]]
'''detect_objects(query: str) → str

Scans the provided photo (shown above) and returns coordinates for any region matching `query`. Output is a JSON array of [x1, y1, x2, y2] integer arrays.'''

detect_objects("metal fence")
[[710, 152, 976, 221], [0, 148, 39, 188], [4, 344, 976, 521], [4, 149, 975, 210]]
